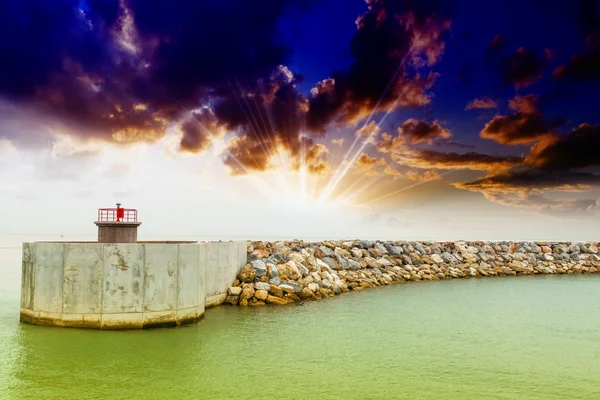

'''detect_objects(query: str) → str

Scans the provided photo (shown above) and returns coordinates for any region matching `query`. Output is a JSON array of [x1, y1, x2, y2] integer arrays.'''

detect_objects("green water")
[[1, 244, 600, 399]]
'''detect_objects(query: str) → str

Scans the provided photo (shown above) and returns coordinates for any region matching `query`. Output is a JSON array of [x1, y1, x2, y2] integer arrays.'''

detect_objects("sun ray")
[[319, 92, 408, 203], [320, 60, 406, 202], [336, 176, 382, 206], [364, 169, 456, 205]]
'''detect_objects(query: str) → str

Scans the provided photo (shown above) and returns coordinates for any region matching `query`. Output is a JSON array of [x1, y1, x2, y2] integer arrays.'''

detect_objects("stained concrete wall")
[[20, 241, 247, 329]]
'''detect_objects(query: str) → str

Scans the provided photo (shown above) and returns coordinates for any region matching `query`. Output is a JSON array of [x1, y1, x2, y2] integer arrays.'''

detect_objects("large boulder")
[[335, 254, 349, 269], [347, 259, 362, 270], [254, 282, 271, 291], [280, 280, 302, 294], [237, 265, 256, 283], [240, 286, 255, 301], [250, 260, 267, 278], [269, 285, 284, 297], [266, 295, 291, 305], [385, 245, 403, 256], [351, 248, 363, 258], [301, 287, 317, 300], [255, 290, 269, 301], [269, 277, 281, 286], [266, 263, 279, 278], [276, 261, 302, 280], [321, 257, 339, 270], [308, 282, 320, 292]]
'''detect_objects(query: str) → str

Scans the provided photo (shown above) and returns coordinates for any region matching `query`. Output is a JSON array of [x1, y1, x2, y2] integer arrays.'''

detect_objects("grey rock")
[[280, 280, 302, 293], [321, 256, 338, 270], [297, 263, 310, 277], [335, 254, 349, 269], [265, 253, 287, 265], [267, 263, 279, 278], [347, 259, 362, 270], [269, 277, 281, 286], [569, 244, 580, 253], [319, 245, 334, 257], [357, 240, 375, 249], [250, 260, 267, 277], [442, 252, 458, 263], [385, 245, 403, 256], [430, 245, 442, 254], [375, 243, 388, 254]]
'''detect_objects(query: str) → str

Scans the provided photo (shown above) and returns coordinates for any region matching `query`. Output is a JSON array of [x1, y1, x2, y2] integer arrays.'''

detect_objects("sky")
[[1, 0, 600, 241]]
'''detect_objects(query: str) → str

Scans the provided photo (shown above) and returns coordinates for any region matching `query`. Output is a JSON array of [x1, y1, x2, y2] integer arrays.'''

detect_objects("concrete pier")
[[20, 240, 247, 329]]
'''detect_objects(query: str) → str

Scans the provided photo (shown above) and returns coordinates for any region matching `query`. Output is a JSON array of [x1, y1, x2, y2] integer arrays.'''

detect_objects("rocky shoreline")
[[225, 240, 600, 307]]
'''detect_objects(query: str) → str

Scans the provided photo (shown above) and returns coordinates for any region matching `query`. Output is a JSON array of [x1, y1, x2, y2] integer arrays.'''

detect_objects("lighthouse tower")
[[94, 203, 142, 243]]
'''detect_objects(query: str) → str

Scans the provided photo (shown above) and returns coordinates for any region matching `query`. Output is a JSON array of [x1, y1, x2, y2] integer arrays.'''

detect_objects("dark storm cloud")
[[455, 167, 600, 217], [485, 34, 506, 61], [305, 0, 453, 132], [376, 130, 522, 171], [499, 47, 550, 88], [526, 123, 600, 170], [553, 51, 600, 81], [394, 149, 522, 171], [177, 108, 225, 153], [552, 0, 600, 82], [456, 170, 600, 192], [217, 66, 323, 174], [457, 118, 600, 211], [397, 119, 451, 145], [0, 0, 458, 176], [435, 138, 476, 149], [0, 0, 320, 146]]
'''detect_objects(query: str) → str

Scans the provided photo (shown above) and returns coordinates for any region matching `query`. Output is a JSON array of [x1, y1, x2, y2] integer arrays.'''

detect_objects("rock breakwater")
[[226, 240, 600, 306]]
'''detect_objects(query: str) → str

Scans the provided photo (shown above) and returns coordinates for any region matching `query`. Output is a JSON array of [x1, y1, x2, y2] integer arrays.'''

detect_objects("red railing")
[[97, 208, 138, 222]]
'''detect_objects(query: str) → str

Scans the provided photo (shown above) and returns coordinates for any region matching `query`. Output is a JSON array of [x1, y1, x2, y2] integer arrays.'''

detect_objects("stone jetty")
[[226, 240, 600, 306]]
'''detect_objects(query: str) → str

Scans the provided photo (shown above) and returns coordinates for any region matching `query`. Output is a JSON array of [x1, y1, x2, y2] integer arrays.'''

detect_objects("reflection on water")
[[1, 244, 600, 399]]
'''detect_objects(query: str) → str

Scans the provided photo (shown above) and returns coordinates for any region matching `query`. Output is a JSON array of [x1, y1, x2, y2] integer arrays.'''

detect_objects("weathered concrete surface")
[[20, 240, 248, 329], [33, 243, 64, 314], [197, 243, 207, 314], [205, 242, 220, 299], [63, 243, 103, 314], [103, 244, 145, 314], [20, 243, 35, 313], [205, 241, 247, 308]]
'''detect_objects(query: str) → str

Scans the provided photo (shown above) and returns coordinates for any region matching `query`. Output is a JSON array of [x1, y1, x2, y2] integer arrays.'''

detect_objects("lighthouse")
[[94, 203, 142, 243]]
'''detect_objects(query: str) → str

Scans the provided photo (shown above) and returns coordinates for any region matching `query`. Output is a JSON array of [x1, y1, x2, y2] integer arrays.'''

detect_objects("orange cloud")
[[398, 119, 451, 145], [465, 98, 498, 110]]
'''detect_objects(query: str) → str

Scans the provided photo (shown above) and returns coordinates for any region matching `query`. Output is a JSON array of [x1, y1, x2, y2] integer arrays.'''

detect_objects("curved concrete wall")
[[20, 241, 247, 329]]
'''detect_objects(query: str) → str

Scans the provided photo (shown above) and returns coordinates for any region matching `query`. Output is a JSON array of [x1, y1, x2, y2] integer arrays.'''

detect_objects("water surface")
[[1, 241, 599, 399]]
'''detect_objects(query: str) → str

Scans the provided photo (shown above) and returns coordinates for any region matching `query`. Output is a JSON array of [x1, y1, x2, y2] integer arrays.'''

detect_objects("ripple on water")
[[0, 275, 599, 399]]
